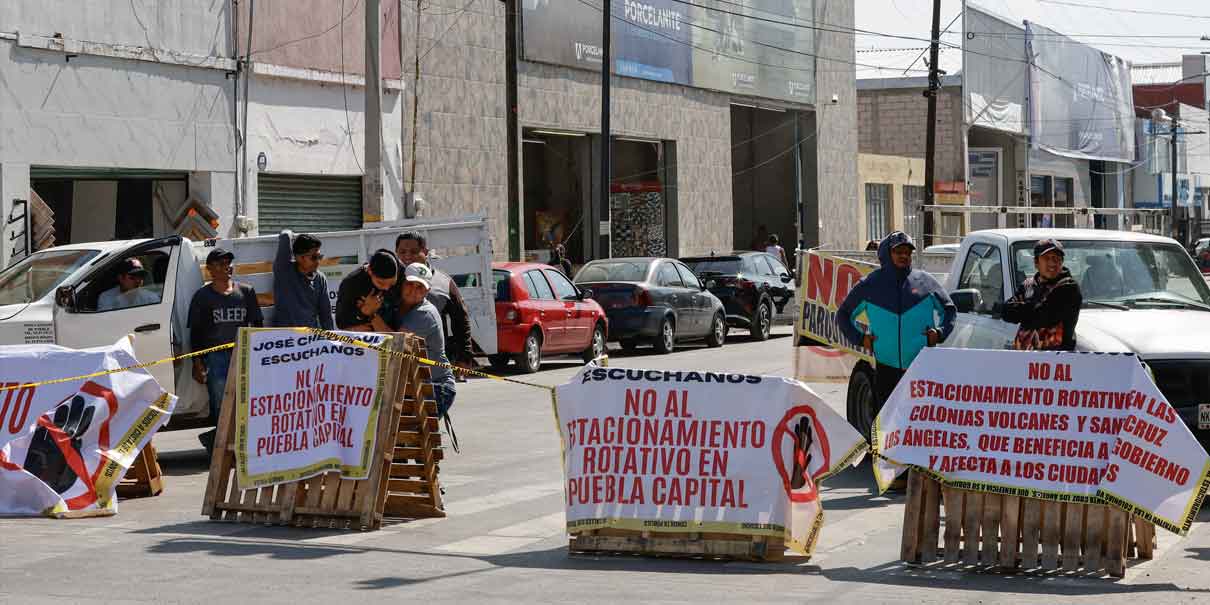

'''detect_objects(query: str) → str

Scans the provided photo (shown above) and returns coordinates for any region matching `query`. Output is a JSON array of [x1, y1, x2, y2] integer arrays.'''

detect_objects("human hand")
[[22, 394, 97, 494], [926, 329, 939, 347], [192, 360, 208, 384], [358, 293, 383, 317], [862, 333, 876, 352]]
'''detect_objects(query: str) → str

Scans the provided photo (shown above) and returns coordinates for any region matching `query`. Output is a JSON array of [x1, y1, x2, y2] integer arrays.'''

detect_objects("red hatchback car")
[[490, 262, 608, 373]]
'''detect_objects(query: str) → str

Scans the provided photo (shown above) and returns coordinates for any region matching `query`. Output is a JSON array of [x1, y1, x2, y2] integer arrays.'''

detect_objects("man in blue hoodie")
[[837, 231, 956, 413]]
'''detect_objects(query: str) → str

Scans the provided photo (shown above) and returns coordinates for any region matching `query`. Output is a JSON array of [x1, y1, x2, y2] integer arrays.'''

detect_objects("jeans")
[[873, 363, 907, 418], [434, 382, 456, 419], [205, 349, 233, 422]]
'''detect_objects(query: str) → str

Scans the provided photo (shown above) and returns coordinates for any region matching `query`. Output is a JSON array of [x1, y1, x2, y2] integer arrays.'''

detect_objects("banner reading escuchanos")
[[873, 348, 1210, 535], [555, 365, 867, 556], [236, 328, 391, 490], [0, 339, 176, 517]]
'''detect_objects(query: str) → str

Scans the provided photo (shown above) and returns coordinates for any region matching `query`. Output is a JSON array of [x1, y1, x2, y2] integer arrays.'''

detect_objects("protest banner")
[[794, 251, 874, 382], [204, 329, 446, 529], [873, 348, 1210, 536], [233, 328, 393, 490], [555, 365, 867, 559], [0, 339, 176, 517]]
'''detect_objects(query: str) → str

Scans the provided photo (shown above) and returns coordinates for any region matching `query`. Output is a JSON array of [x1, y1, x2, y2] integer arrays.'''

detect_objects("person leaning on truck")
[[188, 248, 264, 453], [837, 231, 957, 412], [394, 231, 475, 373], [335, 249, 399, 332], [272, 230, 334, 330], [1000, 239, 1083, 351]]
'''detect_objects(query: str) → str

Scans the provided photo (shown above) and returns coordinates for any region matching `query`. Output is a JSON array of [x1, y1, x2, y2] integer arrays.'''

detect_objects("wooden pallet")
[[201, 332, 444, 529], [900, 472, 1156, 577], [570, 529, 786, 562], [115, 441, 164, 499], [383, 343, 445, 519]]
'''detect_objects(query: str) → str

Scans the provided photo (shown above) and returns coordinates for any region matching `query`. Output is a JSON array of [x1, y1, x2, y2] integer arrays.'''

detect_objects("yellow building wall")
[[857, 153, 925, 245]]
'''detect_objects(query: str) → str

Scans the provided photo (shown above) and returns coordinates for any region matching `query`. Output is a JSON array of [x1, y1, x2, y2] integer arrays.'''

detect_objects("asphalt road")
[[3, 326, 1209, 604]]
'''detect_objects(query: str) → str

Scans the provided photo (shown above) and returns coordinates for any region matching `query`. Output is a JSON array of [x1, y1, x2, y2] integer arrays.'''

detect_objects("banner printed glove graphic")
[[790, 417, 814, 491], [22, 394, 97, 494]]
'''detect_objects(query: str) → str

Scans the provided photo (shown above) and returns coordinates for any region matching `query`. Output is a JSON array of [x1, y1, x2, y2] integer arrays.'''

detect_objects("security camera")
[[830, 93, 839, 104]]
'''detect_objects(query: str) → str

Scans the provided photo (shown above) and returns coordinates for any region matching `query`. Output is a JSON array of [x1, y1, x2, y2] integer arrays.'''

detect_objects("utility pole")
[[504, 0, 521, 260], [364, 0, 384, 222], [922, 0, 942, 247], [1171, 116, 1180, 242], [600, 0, 613, 259]]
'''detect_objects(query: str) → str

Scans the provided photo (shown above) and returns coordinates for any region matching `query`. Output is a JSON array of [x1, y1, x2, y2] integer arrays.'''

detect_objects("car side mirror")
[[580, 288, 593, 300], [55, 285, 78, 313], [780, 272, 793, 283], [950, 289, 983, 314]]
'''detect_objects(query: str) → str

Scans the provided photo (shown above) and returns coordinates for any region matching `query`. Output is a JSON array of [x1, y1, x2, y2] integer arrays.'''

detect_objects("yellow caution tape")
[[0, 329, 560, 393]]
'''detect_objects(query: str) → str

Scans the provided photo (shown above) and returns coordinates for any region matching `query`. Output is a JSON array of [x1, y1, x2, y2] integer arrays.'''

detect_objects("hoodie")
[[1002, 268, 1082, 351], [836, 232, 956, 369]]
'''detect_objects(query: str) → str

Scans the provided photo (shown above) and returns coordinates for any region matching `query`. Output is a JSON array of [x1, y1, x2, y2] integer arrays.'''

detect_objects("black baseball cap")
[[1033, 238, 1065, 259], [118, 258, 149, 277], [206, 248, 235, 265]]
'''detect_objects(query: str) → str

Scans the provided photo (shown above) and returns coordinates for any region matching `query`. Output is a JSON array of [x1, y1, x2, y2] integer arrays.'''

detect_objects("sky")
[[854, 0, 1210, 80]]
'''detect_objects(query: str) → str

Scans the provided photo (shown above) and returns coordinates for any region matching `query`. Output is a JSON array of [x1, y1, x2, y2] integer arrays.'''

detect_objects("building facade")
[[1, 1, 860, 268]]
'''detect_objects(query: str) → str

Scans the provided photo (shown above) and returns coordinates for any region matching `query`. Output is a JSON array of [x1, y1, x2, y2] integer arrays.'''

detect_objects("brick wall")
[[858, 86, 965, 183]]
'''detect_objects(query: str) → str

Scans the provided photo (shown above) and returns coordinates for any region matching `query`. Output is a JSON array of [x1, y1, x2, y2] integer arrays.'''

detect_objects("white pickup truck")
[[844, 229, 1210, 449], [0, 216, 497, 428]]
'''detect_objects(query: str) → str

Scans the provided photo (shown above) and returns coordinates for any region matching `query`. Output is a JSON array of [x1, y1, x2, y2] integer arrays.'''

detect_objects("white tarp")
[[0, 339, 176, 517], [234, 328, 392, 490], [873, 348, 1210, 535], [555, 365, 867, 556], [964, 4, 1027, 133], [1027, 21, 1136, 162]]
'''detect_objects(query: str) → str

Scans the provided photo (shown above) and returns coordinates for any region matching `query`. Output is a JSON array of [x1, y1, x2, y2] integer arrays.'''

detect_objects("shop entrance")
[[522, 130, 591, 266], [30, 168, 188, 246], [731, 105, 802, 253], [609, 139, 672, 258]]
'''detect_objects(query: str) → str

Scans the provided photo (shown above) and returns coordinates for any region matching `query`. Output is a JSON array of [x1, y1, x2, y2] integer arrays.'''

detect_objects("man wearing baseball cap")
[[394, 263, 457, 420], [1002, 239, 1083, 351], [188, 248, 264, 453], [97, 258, 159, 311]]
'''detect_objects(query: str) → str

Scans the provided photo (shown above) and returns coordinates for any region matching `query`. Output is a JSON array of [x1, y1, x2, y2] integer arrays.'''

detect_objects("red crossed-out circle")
[[771, 405, 831, 503]]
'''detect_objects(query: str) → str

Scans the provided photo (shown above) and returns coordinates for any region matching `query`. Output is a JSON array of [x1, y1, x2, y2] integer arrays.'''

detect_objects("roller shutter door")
[[257, 174, 363, 234]]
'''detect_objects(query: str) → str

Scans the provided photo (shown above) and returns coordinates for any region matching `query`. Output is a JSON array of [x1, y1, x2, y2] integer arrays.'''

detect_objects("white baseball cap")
[[404, 262, 433, 290]]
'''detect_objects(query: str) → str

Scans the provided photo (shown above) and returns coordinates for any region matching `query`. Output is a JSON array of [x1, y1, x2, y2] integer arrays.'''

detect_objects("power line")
[[1037, 0, 1210, 20], [251, 0, 362, 57]]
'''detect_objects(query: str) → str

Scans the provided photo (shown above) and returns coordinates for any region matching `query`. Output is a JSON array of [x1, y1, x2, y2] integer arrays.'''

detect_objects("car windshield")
[[1011, 240, 1210, 310], [0, 249, 100, 306], [492, 269, 511, 301], [575, 260, 652, 283], [682, 258, 742, 274]]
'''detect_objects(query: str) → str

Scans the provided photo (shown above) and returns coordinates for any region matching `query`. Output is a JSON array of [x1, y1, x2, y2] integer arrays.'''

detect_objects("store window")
[[610, 139, 669, 258], [865, 183, 891, 241], [1054, 177, 1074, 228]]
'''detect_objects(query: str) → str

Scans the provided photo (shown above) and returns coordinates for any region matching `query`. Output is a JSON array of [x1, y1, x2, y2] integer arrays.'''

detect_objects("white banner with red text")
[[235, 328, 392, 490], [555, 365, 868, 556], [794, 251, 875, 382], [872, 348, 1210, 535], [0, 339, 176, 517]]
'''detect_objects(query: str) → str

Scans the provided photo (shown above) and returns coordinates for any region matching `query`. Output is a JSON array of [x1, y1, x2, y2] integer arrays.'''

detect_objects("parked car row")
[[487, 251, 794, 373]]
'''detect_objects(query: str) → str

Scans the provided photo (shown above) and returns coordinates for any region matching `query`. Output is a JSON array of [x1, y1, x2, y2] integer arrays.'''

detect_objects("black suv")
[[681, 252, 794, 341]]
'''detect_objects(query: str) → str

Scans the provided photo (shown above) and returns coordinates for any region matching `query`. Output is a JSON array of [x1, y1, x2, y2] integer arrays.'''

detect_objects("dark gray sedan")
[[573, 257, 727, 353]]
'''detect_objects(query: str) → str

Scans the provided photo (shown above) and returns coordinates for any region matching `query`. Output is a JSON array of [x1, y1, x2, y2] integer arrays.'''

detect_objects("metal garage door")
[[257, 174, 363, 234]]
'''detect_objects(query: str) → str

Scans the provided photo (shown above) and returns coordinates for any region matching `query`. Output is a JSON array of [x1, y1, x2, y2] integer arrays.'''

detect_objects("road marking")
[[443, 481, 564, 516], [434, 512, 567, 555]]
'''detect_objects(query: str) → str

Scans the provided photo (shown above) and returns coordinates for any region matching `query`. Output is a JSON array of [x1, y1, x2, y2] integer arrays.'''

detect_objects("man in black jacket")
[[1003, 239, 1083, 351]]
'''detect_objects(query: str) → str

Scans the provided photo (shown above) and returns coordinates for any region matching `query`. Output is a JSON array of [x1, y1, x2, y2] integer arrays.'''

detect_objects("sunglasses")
[[301, 252, 325, 261]]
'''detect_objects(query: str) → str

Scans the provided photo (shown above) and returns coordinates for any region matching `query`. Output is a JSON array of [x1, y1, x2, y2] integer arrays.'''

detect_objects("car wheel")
[[620, 338, 640, 352], [488, 354, 510, 371], [514, 330, 542, 373], [751, 300, 772, 341], [846, 363, 876, 442], [705, 313, 726, 348], [582, 323, 606, 363], [653, 316, 675, 354]]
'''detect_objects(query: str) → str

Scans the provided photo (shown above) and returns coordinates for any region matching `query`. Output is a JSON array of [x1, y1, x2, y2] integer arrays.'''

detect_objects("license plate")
[[1200, 404, 1210, 430]]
